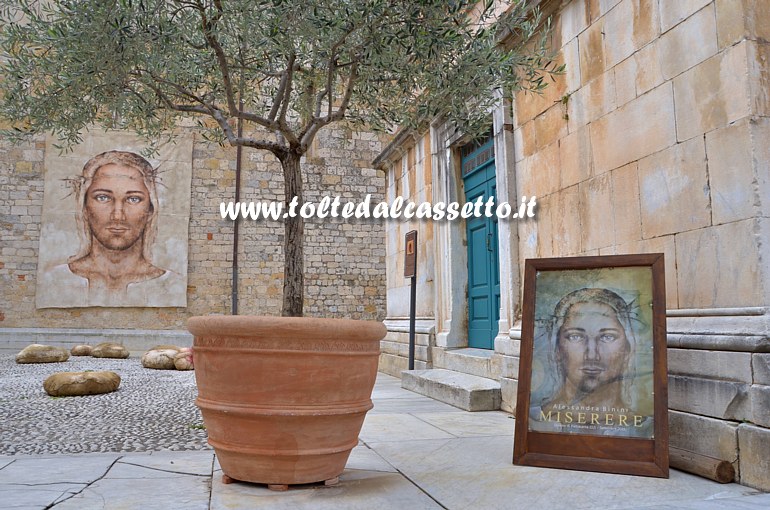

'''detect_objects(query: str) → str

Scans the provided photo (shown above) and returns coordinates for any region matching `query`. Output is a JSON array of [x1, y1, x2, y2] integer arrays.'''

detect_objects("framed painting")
[[35, 131, 192, 308], [513, 254, 668, 478]]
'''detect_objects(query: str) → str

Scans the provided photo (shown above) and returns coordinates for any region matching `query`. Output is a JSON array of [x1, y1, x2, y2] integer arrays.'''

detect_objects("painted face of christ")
[[66, 150, 165, 292], [84, 164, 153, 252], [556, 301, 631, 396]]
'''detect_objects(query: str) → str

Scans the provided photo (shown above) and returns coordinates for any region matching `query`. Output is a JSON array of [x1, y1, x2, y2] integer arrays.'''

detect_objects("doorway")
[[461, 133, 500, 349]]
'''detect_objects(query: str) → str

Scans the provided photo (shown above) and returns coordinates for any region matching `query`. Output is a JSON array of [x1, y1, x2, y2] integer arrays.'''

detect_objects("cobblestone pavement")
[[0, 353, 210, 455]]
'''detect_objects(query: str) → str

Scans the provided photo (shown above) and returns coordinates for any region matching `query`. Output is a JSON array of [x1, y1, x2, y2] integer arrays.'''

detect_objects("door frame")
[[430, 99, 522, 350], [462, 135, 500, 349]]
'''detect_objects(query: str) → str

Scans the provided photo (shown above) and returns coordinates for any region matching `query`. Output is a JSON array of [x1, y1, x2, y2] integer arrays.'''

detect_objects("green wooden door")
[[462, 135, 500, 349]]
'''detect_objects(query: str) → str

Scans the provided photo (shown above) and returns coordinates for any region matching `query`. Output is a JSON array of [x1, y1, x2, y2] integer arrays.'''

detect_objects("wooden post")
[[669, 446, 735, 483]]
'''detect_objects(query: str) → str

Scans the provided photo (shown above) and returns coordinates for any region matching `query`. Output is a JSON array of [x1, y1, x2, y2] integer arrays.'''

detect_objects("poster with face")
[[527, 266, 655, 439], [36, 131, 192, 308]]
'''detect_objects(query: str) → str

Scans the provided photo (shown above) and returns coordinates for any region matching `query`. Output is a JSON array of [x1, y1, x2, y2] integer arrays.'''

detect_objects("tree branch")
[[268, 53, 294, 122], [134, 77, 211, 115], [209, 106, 287, 155], [334, 61, 358, 118], [315, 22, 361, 118], [195, 0, 238, 116], [135, 69, 206, 105], [278, 55, 295, 123], [300, 62, 358, 150], [239, 111, 279, 130]]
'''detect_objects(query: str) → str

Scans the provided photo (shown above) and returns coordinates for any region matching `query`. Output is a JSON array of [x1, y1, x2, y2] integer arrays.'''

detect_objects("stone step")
[[401, 368, 501, 411], [435, 347, 500, 379]]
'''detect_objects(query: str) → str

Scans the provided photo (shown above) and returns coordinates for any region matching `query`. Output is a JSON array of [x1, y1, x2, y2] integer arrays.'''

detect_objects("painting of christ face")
[[556, 301, 631, 396], [35, 134, 193, 308], [84, 164, 154, 252]]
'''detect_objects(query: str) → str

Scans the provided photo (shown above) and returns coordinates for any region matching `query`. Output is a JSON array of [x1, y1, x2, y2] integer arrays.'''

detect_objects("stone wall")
[[375, 0, 770, 491], [515, 0, 770, 310], [509, 0, 770, 490], [0, 124, 388, 332], [384, 133, 435, 320], [378, 133, 437, 376]]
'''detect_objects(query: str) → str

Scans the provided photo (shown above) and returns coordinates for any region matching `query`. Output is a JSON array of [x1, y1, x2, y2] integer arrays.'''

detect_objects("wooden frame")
[[513, 254, 668, 478]]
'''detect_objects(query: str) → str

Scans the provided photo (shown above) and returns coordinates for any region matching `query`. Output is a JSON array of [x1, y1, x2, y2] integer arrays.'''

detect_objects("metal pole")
[[408, 274, 416, 370], [231, 131, 243, 314], [231, 78, 244, 315]]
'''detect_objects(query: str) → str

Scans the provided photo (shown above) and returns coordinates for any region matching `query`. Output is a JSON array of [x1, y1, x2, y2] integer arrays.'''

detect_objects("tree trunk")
[[280, 152, 304, 317]]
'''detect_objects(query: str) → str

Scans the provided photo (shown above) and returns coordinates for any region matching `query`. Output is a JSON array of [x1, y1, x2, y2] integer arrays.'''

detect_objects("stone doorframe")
[[430, 96, 522, 350]]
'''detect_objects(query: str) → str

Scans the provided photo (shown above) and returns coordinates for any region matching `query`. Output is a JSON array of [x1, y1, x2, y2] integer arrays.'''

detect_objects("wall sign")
[[404, 230, 417, 278]]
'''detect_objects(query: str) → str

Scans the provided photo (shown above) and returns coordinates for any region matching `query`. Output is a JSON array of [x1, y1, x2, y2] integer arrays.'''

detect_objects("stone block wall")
[[377, 132, 438, 374], [667, 346, 770, 486], [509, 0, 770, 490], [514, 0, 770, 311], [494, 334, 521, 414], [384, 132, 435, 320], [0, 124, 388, 331], [379, 320, 435, 377]]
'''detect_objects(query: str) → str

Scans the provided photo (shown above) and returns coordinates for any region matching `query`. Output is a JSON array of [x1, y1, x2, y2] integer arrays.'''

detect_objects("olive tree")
[[0, 0, 561, 316]]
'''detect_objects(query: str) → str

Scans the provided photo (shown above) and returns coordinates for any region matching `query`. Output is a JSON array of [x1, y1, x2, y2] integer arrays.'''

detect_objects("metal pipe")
[[231, 76, 244, 315], [409, 275, 416, 370]]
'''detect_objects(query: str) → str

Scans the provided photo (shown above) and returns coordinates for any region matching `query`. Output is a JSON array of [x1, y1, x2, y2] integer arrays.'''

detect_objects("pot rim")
[[187, 315, 386, 342]]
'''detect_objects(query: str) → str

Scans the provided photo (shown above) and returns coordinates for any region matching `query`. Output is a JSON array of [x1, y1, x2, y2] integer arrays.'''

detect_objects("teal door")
[[462, 135, 500, 349]]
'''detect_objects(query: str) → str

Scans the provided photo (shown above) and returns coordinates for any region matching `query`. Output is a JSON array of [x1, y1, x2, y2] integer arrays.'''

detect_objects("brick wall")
[[0, 124, 388, 329]]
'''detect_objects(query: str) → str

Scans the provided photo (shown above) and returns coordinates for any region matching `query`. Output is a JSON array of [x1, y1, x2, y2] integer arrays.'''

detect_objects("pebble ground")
[[0, 353, 210, 455]]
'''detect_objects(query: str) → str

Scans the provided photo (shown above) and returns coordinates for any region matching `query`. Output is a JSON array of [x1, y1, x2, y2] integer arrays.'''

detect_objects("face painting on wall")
[[36, 144, 191, 308]]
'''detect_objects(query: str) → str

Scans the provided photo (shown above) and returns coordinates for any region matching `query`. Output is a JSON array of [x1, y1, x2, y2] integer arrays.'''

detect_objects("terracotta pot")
[[187, 315, 385, 485]]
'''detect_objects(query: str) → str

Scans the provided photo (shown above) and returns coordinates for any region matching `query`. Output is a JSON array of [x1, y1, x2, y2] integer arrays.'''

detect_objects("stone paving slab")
[[368, 434, 764, 510], [0, 455, 119, 485], [1, 372, 769, 509], [210, 445, 442, 510], [368, 395, 466, 414], [0, 454, 120, 509], [360, 413, 457, 443], [53, 472, 211, 510], [1, 483, 87, 510], [412, 410, 513, 438], [116, 451, 215, 477], [641, 493, 770, 509]]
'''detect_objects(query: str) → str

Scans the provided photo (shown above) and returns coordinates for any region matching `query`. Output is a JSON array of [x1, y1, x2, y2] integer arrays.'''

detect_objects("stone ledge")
[[667, 313, 770, 337], [738, 424, 770, 491], [668, 410, 739, 469], [434, 348, 501, 380], [383, 319, 436, 335], [401, 368, 501, 412], [668, 349, 752, 382], [379, 340, 430, 360], [500, 377, 518, 414], [669, 375, 750, 420], [0, 328, 192, 352], [752, 354, 770, 385], [378, 353, 429, 378], [667, 334, 770, 352], [382, 331, 432, 347]]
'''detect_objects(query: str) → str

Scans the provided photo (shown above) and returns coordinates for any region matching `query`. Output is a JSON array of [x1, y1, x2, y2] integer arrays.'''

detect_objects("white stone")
[[401, 369, 501, 411]]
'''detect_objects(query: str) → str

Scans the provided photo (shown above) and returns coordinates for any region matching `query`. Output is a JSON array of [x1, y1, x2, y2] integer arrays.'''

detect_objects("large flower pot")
[[187, 315, 385, 486]]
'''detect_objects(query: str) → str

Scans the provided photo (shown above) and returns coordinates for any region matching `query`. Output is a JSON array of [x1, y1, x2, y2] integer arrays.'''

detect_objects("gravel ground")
[[0, 353, 210, 455]]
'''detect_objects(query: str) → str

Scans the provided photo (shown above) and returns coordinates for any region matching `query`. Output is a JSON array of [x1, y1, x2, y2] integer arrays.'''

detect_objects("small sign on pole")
[[404, 230, 417, 278], [404, 230, 417, 370]]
